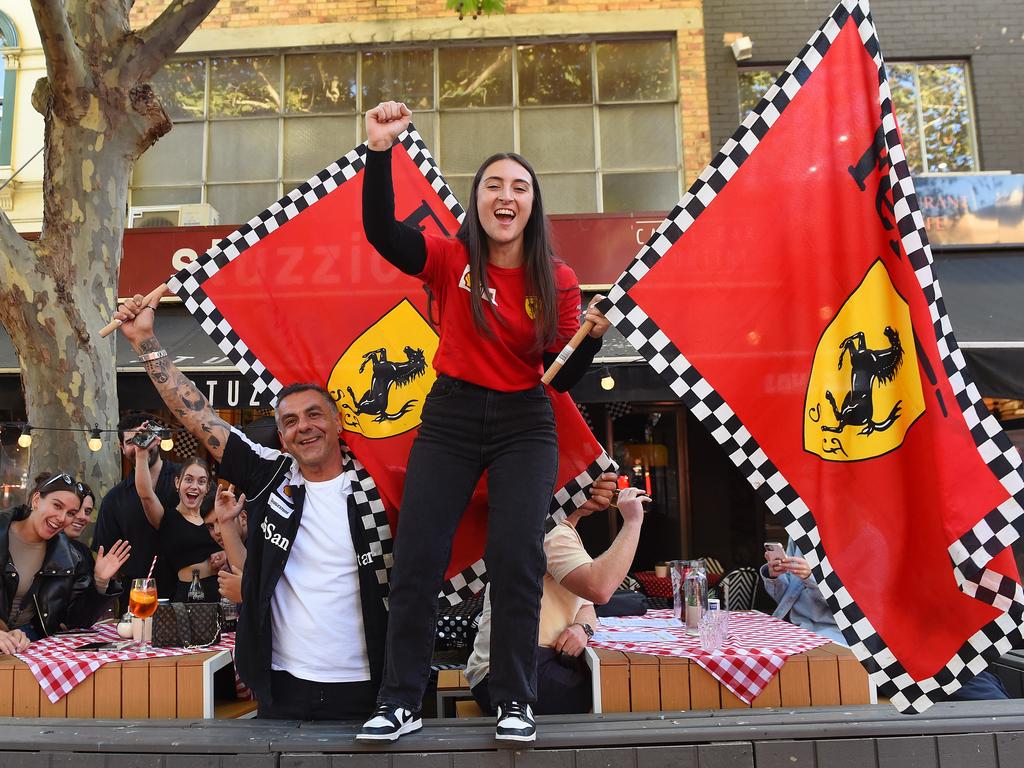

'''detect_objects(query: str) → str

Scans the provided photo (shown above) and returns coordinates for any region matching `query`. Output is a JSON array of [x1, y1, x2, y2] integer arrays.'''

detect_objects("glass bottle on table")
[[128, 578, 158, 648], [684, 560, 708, 636]]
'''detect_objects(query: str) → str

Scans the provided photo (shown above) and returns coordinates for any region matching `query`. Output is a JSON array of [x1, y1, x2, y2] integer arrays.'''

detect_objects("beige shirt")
[[8, 526, 46, 628], [465, 521, 593, 687]]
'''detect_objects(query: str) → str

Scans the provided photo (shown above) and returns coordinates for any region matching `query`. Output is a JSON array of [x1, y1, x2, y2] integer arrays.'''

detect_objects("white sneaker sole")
[[355, 719, 422, 742], [495, 730, 536, 743]]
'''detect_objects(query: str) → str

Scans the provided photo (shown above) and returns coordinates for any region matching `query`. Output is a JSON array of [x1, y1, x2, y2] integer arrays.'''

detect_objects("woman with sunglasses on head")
[[357, 101, 609, 744], [0, 474, 129, 650], [59, 478, 131, 608], [133, 432, 221, 602]]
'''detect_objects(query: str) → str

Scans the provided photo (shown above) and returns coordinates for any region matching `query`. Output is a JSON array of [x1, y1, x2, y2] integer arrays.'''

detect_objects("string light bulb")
[[88, 425, 103, 452], [600, 367, 616, 391], [17, 426, 32, 448], [160, 435, 175, 452]]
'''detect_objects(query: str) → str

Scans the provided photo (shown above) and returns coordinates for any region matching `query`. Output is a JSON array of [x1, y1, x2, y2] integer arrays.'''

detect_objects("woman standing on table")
[[0, 474, 128, 649], [357, 101, 608, 744], [134, 437, 221, 603]]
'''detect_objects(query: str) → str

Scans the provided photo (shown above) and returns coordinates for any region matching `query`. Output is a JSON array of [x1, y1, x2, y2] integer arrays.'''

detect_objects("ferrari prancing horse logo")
[[803, 260, 925, 462], [328, 299, 439, 440]]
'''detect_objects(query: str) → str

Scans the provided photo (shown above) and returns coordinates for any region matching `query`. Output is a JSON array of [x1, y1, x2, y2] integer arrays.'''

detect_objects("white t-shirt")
[[270, 472, 371, 682]]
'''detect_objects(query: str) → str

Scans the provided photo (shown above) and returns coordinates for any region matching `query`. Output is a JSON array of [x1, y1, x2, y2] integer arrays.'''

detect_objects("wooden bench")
[[586, 643, 870, 712], [0, 650, 254, 719]]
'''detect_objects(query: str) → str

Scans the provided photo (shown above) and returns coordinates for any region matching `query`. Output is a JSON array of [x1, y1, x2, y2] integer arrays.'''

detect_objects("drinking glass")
[[129, 578, 158, 648]]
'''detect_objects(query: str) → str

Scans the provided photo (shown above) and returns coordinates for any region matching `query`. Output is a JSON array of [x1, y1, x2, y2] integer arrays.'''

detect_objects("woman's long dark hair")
[[456, 152, 560, 350]]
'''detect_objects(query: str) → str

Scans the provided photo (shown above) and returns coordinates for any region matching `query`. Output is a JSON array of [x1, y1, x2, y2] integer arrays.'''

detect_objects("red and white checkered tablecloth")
[[14, 624, 241, 704], [589, 609, 834, 704]]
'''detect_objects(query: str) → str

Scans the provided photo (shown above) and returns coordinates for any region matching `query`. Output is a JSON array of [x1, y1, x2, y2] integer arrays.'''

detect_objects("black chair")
[[715, 567, 759, 611]]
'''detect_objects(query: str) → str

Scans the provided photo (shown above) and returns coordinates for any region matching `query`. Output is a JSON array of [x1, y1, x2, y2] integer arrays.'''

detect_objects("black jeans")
[[378, 375, 557, 710], [259, 670, 377, 720], [471, 646, 593, 716]]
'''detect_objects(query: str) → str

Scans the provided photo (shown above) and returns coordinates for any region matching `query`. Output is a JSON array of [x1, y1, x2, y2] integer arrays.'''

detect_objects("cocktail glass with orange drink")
[[129, 578, 158, 647]]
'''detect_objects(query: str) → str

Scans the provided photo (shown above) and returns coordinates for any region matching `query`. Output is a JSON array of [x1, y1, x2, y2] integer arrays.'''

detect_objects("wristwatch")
[[574, 622, 595, 639]]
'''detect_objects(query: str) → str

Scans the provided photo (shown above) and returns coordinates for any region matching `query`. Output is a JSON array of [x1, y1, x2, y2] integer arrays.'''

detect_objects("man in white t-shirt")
[[466, 482, 648, 715], [113, 296, 391, 720]]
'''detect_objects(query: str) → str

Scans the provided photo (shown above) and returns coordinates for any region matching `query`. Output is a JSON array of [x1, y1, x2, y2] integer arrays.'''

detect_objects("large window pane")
[[411, 112, 436, 151], [208, 183, 279, 225], [517, 43, 593, 106], [285, 52, 357, 114], [520, 107, 594, 172], [210, 56, 281, 117], [439, 46, 513, 108], [284, 116, 358, 179], [362, 49, 433, 110], [208, 119, 278, 182], [737, 69, 780, 121], [597, 40, 675, 102], [439, 111, 514, 174], [133, 122, 203, 185], [600, 104, 678, 170], [888, 64, 923, 174], [153, 59, 206, 120], [131, 187, 202, 207], [919, 63, 974, 172], [602, 171, 678, 213], [537, 172, 597, 214], [446, 174, 473, 210]]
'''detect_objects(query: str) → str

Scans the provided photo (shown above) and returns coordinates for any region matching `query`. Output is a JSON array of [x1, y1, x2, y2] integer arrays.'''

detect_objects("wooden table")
[[0, 650, 250, 719], [585, 643, 871, 712]]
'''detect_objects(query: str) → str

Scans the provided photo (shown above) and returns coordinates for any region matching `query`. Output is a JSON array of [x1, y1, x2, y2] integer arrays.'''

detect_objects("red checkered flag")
[[601, 0, 1024, 712]]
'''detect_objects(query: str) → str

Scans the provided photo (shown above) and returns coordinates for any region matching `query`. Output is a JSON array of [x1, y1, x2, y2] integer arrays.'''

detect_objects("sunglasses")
[[39, 473, 87, 500]]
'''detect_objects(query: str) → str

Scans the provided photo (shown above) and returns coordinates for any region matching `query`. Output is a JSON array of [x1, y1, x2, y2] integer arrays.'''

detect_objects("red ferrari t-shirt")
[[419, 234, 581, 392]]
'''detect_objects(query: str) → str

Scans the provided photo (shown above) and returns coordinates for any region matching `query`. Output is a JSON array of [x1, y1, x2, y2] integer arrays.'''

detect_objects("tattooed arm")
[[113, 295, 231, 463]]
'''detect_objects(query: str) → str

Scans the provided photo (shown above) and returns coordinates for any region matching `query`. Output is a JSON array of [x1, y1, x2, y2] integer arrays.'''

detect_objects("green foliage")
[[446, 0, 506, 21]]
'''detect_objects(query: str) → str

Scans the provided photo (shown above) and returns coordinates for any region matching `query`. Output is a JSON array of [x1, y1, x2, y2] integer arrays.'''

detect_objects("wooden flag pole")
[[98, 283, 170, 338], [540, 320, 595, 385]]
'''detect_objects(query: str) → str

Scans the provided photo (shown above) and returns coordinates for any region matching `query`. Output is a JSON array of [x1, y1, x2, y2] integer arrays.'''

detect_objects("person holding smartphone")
[[760, 538, 845, 644]]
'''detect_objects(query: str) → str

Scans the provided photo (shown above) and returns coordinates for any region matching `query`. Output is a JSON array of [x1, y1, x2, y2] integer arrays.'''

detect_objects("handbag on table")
[[152, 602, 222, 648]]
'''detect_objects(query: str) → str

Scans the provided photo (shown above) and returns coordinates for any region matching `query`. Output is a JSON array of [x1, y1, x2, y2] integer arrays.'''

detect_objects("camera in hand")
[[130, 426, 163, 450]]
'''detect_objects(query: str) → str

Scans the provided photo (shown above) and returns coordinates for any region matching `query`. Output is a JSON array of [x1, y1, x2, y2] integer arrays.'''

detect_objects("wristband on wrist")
[[138, 349, 167, 362]]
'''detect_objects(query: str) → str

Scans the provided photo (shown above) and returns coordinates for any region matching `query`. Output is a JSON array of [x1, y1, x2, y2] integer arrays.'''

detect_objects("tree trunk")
[[0, 0, 220, 498]]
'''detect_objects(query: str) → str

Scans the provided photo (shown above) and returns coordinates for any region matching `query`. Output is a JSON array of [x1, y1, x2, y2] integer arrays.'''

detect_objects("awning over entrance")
[[1, 247, 1021, 409]]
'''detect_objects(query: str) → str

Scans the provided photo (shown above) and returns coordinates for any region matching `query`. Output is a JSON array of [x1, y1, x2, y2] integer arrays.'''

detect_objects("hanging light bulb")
[[160, 433, 175, 452], [88, 425, 103, 452], [600, 367, 616, 391], [17, 425, 32, 448]]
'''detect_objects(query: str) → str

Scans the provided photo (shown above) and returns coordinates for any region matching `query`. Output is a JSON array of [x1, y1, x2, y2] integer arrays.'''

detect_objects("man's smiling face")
[[276, 389, 343, 470]]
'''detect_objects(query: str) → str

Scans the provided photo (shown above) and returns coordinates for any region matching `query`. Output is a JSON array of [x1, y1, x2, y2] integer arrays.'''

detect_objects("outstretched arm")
[[113, 295, 231, 463], [134, 440, 166, 529]]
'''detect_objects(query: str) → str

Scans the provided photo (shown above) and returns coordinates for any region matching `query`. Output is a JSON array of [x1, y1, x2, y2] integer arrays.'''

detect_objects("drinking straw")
[[146, 555, 158, 582]]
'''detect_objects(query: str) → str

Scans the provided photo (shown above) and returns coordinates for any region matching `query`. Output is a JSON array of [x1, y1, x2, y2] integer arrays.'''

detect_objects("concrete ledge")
[[0, 702, 1023, 767]]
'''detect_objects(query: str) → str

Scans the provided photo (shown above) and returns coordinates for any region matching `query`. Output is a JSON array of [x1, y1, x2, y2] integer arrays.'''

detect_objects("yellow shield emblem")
[[804, 260, 925, 462], [525, 297, 541, 320], [328, 299, 439, 440]]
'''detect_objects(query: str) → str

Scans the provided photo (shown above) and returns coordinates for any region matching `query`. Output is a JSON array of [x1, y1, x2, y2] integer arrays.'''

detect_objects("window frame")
[[131, 34, 683, 219]]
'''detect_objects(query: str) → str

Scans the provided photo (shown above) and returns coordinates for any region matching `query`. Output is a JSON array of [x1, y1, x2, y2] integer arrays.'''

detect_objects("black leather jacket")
[[0, 506, 120, 636]]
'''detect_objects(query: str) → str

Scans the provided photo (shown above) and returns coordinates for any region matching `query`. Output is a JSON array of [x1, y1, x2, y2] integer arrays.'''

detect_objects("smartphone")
[[73, 640, 134, 652], [764, 542, 785, 564]]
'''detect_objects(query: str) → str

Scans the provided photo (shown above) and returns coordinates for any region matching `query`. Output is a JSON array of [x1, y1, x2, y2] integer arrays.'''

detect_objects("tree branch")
[[0, 208, 32, 276], [29, 0, 89, 114], [125, 0, 220, 83]]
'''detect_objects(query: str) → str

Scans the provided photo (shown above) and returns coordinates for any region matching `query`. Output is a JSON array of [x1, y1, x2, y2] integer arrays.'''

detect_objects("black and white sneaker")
[[495, 701, 536, 743], [356, 703, 422, 742]]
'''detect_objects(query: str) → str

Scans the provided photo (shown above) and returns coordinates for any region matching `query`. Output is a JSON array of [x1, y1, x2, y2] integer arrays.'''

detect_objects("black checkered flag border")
[[602, 0, 1024, 713]]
